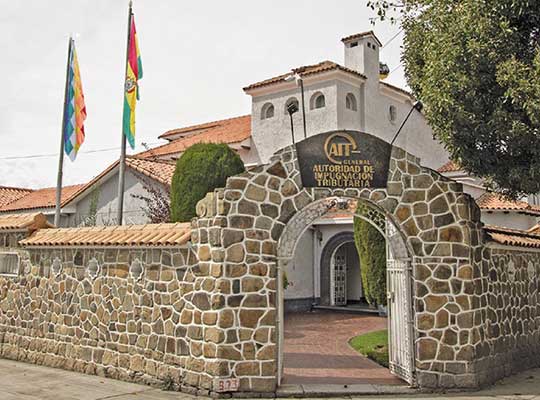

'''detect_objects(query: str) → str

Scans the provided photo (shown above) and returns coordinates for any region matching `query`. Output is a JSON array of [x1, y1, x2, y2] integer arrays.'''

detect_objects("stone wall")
[[193, 143, 486, 391], [0, 243, 233, 395], [2, 140, 539, 395], [472, 247, 540, 386]]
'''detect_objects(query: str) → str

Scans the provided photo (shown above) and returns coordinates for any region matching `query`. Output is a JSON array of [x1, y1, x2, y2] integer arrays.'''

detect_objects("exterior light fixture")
[[284, 72, 308, 140], [286, 101, 299, 144], [390, 100, 424, 146]]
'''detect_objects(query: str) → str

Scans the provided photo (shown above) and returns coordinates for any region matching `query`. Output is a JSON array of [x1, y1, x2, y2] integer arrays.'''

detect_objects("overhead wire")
[[0, 142, 162, 161], [381, 28, 404, 49]]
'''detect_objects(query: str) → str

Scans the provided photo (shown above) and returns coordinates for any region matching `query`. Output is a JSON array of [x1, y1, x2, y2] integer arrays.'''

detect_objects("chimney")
[[342, 31, 382, 82]]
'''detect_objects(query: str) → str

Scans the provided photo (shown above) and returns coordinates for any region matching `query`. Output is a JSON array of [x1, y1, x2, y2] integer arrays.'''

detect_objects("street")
[[1, 358, 540, 400]]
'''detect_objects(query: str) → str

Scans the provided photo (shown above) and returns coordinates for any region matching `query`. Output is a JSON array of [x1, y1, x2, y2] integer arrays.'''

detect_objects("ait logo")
[[323, 132, 360, 164]]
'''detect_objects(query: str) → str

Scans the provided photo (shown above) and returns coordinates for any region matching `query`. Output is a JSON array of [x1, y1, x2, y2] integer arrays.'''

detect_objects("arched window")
[[310, 92, 325, 110], [261, 102, 274, 120], [389, 105, 397, 123], [345, 93, 357, 111], [284, 97, 299, 114]]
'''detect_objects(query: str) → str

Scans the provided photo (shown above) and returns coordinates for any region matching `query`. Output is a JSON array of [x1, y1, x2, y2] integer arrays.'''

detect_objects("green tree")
[[170, 143, 245, 222], [353, 215, 387, 306], [369, 0, 540, 198]]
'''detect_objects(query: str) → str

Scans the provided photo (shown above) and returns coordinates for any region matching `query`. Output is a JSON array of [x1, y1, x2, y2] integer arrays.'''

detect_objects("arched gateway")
[[193, 131, 484, 393], [275, 196, 414, 384]]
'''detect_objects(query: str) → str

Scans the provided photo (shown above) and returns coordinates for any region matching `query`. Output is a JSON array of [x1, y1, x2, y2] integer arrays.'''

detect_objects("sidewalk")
[[1, 358, 540, 399]]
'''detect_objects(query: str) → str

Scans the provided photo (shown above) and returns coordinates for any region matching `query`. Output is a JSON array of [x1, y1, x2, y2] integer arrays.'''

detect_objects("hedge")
[[353, 212, 387, 306], [170, 143, 245, 222]]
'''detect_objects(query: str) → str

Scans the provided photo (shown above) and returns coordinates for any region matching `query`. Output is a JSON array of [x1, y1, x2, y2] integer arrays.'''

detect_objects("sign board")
[[214, 377, 240, 392], [296, 130, 391, 189]]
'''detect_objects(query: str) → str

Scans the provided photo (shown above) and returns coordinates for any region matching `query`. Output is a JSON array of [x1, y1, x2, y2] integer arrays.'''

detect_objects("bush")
[[353, 210, 387, 306], [170, 143, 245, 222]]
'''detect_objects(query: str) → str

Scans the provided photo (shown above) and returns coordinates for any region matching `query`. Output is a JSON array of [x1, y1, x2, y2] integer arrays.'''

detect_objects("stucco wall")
[[285, 228, 314, 301], [70, 170, 164, 226], [250, 81, 339, 163], [250, 78, 448, 171], [481, 212, 538, 231]]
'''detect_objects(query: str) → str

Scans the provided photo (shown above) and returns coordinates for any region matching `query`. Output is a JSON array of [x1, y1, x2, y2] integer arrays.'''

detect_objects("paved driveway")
[[283, 310, 403, 385]]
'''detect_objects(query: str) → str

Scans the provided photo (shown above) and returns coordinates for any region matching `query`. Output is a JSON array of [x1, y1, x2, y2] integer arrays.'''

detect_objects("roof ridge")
[[0, 185, 33, 192], [136, 115, 252, 159], [159, 114, 251, 139], [244, 60, 413, 92], [127, 155, 175, 165]]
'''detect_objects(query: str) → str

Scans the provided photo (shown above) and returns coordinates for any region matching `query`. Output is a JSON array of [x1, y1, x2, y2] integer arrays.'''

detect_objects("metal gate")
[[331, 247, 347, 306], [386, 222, 415, 385]]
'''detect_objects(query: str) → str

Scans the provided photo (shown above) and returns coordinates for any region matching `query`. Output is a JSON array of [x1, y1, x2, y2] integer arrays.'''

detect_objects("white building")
[[2, 31, 538, 312], [243, 31, 448, 170]]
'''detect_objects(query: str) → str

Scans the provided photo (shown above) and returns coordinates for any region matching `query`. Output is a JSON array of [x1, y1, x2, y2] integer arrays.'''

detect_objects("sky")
[[0, 0, 405, 189]]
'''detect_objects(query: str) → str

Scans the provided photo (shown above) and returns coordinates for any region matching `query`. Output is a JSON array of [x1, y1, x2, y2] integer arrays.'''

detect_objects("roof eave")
[[244, 69, 366, 96]]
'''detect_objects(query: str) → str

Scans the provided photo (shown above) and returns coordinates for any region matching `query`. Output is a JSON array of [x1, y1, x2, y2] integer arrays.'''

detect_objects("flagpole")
[[54, 37, 73, 227], [117, 1, 133, 226]]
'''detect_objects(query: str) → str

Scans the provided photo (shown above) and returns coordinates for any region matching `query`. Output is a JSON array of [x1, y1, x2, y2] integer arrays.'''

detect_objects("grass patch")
[[349, 329, 389, 368]]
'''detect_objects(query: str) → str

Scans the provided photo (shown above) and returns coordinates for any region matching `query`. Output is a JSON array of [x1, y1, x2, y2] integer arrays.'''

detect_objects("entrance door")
[[332, 246, 347, 306], [386, 222, 415, 384]]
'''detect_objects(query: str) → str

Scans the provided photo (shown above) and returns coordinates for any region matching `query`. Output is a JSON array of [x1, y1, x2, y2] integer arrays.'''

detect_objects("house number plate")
[[214, 377, 240, 392]]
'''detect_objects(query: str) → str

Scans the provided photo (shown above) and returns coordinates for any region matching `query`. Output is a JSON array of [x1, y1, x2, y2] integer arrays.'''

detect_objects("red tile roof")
[[0, 186, 34, 208], [20, 222, 192, 247], [159, 115, 249, 140], [484, 225, 540, 249], [243, 61, 366, 91], [64, 157, 175, 207], [341, 31, 383, 46], [127, 157, 176, 186], [0, 184, 85, 212], [476, 192, 540, 216], [0, 213, 53, 231], [137, 115, 251, 160], [243, 60, 412, 99], [437, 161, 462, 173]]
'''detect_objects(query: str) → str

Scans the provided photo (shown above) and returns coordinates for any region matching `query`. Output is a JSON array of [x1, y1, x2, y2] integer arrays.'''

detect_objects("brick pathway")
[[283, 310, 404, 385]]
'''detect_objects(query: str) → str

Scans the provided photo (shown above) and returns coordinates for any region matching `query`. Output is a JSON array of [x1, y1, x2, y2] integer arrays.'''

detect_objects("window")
[[389, 105, 397, 123], [0, 252, 19, 276], [345, 93, 357, 111], [261, 102, 274, 120], [310, 92, 325, 110], [284, 97, 299, 114]]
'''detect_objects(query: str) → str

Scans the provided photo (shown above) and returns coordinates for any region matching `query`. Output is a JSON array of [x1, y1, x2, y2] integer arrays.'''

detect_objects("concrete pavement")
[[1, 358, 540, 399]]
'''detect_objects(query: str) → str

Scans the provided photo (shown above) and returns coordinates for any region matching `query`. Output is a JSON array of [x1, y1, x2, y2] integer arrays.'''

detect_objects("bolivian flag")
[[64, 38, 87, 161], [122, 10, 143, 149]]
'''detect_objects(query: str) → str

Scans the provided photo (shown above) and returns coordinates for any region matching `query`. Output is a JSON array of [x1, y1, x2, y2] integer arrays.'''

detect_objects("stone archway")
[[275, 195, 414, 384], [193, 138, 483, 393]]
